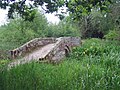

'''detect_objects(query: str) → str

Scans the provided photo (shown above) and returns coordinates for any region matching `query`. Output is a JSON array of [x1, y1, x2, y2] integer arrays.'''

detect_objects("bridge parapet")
[[9, 37, 81, 61], [44, 37, 81, 61], [10, 37, 56, 59]]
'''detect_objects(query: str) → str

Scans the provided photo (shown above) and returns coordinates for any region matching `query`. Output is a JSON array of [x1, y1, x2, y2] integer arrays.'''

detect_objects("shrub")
[[71, 38, 120, 58], [104, 30, 120, 40]]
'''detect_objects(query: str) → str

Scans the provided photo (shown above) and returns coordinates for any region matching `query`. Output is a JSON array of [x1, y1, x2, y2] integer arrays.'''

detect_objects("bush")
[[71, 38, 120, 58], [104, 30, 120, 40]]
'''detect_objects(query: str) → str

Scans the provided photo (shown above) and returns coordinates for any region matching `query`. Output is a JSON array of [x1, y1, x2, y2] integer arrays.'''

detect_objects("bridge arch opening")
[[65, 45, 71, 57]]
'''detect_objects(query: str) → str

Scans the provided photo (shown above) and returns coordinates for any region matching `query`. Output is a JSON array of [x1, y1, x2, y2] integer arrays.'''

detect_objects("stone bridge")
[[8, 37, 81, 68]]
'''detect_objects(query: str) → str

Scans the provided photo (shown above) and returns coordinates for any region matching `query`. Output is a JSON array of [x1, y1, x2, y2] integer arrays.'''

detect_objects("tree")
[[47, 16, 80, 37], [1, 0, 116, 39], [104, 0, 120, 40], [0, 0, 112, 21], [0, 10, 49, 44]]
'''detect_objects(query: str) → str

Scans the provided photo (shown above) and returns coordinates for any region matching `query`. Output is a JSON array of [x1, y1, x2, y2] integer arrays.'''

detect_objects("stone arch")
[[64, 45, 71, 57]]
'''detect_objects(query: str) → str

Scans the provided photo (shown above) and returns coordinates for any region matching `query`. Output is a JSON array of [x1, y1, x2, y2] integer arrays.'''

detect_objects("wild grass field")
[[1, 38, 120, 90]]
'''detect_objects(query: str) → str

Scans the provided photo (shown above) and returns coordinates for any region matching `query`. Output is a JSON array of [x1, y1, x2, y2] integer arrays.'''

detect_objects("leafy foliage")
[[76, 0, 120, 38], [47, 17, 80, 37], [104, 30, 120, 40], [0, 0, 112, 21], [67, 0, 112, 20], [103, 1, 120, 40], [0, 11, 48, 44], [0, 0, 64, 21], [72, 38, 120, 58]]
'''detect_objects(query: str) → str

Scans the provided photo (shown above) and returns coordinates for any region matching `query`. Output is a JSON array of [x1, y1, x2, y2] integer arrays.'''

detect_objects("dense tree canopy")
[[0, 0, 113, 21]]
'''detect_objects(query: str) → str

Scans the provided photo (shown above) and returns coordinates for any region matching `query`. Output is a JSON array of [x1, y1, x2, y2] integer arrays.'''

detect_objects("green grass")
[[0, 38, 120, 90], [0, 60, 10, 69]]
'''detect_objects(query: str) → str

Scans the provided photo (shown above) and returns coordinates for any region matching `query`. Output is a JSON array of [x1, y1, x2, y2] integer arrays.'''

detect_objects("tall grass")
[[0, 38, 120, 90]]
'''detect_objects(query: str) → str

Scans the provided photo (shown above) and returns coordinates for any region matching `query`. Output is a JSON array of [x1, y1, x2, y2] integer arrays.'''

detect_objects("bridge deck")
[[22, 43, 55, 61]]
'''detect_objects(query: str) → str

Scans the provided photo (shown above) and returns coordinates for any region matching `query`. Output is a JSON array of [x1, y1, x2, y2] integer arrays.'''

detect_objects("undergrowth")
[[0, 38, 120, 90]]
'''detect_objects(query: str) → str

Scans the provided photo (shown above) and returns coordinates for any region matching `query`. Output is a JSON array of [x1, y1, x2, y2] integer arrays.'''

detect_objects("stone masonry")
[[8, 37, 81, 68]]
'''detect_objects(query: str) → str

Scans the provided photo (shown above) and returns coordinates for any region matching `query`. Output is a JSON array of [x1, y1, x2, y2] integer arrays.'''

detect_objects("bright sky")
[[45, 13, 60, 24], [0, 9, 60, 26], [0, 9, 8, 26]]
